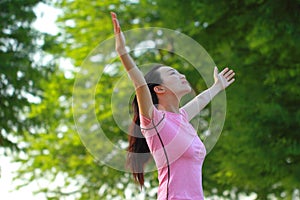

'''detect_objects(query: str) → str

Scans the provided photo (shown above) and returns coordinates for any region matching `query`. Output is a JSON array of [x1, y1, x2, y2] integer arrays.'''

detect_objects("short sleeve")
[[140, 106, 165, 136], [179, 107, 189, 120]]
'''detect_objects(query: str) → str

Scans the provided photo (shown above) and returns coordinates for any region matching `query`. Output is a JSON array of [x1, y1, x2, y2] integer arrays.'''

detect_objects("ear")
[[154, 85, 165, 94]]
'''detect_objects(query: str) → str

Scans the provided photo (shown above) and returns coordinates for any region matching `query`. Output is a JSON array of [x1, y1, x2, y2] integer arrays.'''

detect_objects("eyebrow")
[[167, 68, 176, 72]]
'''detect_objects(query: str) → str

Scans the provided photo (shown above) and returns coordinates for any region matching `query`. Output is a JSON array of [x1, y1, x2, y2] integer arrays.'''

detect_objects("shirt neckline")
[[159, 109, 183, 116]]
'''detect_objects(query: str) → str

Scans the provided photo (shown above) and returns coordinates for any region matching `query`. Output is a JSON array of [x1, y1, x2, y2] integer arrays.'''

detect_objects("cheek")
[[161, 78, 173, 87], [161, 77, 182, 91]]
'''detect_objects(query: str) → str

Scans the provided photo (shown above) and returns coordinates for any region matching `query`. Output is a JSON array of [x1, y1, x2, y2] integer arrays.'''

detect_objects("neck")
[[157, 93, 181, 113]]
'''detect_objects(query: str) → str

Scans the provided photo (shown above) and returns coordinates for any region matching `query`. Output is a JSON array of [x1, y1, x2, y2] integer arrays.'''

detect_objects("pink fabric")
[[140, 107, 206, 200]]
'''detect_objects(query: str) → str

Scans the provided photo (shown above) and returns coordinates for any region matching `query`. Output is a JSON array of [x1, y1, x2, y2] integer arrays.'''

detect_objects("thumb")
[[214, 66, 219, 76]]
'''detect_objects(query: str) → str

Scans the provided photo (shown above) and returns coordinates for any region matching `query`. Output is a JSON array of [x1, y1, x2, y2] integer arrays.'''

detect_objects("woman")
[[111, 12, 235, 200]]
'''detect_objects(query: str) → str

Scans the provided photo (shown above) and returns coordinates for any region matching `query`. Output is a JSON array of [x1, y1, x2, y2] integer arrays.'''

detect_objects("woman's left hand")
[[213, 66, 235, 90], [111, 12, 126, 55]]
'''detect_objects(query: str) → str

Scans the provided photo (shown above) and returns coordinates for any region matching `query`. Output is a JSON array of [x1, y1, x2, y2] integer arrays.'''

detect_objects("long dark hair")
[[126, 64, 164, 188]]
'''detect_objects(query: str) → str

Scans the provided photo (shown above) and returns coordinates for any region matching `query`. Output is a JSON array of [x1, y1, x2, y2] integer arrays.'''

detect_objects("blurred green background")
[[0, 0, 299, 199]]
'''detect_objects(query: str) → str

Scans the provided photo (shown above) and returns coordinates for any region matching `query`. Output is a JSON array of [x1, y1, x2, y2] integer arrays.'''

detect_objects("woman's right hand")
[[111, 12, 127, 55]]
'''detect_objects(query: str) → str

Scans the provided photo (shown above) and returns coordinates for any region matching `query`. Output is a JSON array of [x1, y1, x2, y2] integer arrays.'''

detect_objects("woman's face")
[[157, 66, 191, 97]]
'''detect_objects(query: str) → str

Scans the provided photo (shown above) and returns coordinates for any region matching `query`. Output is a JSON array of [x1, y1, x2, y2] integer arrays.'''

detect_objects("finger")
[[224, 69, 234, 79], [214, 66, 218, 76], [221, 67, 229, 76], [112, 19, 117, 33], [111, 12, 117, 31], [111, 12, 116, 18], [227, 78, 235, 86], [114, 18, 121, 33], [112, 18, 121, 33], [226, 71, 235, 80], [111, 12, 121, 33]]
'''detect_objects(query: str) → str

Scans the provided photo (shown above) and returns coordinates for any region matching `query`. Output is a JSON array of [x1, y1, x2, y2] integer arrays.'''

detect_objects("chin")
[[187, 85, 192, 92], [183, 87, 192, 95]]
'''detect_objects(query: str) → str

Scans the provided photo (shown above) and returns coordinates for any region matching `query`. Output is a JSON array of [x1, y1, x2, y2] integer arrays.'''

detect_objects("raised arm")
[[111, 12, 154, 119], [182, 67, 235, 121]]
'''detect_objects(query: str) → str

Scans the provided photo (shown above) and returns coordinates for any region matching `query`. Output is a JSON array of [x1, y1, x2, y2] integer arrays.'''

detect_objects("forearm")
[[118, 52, 135, 71], [118, 52, 147, 88], [195, 83, 223, 110]]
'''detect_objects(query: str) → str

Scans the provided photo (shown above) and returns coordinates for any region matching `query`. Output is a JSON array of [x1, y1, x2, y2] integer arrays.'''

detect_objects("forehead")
[[158, 66, 176, 74]]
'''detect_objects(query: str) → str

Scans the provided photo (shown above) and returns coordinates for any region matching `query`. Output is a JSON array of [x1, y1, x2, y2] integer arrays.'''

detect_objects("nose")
[[180, 74, 186, 79]]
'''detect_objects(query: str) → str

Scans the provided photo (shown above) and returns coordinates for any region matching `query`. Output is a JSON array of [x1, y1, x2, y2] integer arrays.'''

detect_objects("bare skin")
[[111, 12, 235, 121]]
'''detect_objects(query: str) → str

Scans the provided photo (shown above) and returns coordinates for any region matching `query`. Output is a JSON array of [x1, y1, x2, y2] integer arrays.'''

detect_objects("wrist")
[[211, 82, 223, 93], [116, 47, 127, 56]]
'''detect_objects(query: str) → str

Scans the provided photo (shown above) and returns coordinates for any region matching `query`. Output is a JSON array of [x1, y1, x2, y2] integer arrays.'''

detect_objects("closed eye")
[[168, 69, 179, 75]]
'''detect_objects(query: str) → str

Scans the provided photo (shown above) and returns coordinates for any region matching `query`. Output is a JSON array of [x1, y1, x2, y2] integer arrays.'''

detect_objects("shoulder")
[[140, 106, 165, 129], [179, 107, 189, 120]]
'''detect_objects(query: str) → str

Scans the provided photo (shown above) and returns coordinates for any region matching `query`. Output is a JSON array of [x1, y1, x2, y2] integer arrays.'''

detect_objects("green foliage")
[[0, 0, 55, 150], [7, 0, 300, 199], [184, 0, 300, 199]]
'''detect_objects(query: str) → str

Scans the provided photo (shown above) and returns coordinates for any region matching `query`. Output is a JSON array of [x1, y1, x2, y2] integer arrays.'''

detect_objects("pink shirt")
[[140, 107, 206, 200]]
